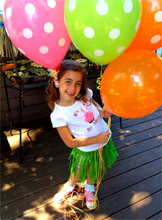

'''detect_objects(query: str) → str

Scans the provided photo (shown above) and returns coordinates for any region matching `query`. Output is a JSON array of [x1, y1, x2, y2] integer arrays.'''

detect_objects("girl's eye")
[[76, 82, 82, 86], [65, 80, 71, 84]]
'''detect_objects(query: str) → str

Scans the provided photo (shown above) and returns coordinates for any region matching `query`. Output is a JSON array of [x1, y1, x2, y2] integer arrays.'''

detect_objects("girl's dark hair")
[[46, 59, 88, 111]]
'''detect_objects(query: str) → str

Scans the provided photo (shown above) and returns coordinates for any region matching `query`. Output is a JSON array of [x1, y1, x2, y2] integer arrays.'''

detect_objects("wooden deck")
[[1, 106, 162, 220]]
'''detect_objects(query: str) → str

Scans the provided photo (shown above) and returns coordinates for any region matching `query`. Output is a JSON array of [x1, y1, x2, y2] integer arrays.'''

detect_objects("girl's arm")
[[57, 125, 110, 149], [91, 98, 111, 118]]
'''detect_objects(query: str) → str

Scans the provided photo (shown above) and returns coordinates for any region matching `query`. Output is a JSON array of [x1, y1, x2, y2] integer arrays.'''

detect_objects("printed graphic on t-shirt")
[[73, 101, 94, 123], [73, 101, 100, 131], [87, 115, 100, 132]]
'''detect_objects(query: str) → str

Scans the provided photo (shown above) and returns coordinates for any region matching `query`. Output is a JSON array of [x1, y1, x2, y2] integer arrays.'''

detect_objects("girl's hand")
[[97, 130, 110, 144], [99, 108, 111, 118], [92, 99, 111, 119]]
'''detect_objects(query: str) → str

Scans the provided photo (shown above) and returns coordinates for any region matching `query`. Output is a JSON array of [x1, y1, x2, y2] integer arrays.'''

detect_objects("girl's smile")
[[57, 70, 83, 106]]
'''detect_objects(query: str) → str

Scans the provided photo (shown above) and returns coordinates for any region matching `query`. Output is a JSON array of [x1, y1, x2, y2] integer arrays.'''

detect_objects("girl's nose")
[[70, 83, 76, 91]]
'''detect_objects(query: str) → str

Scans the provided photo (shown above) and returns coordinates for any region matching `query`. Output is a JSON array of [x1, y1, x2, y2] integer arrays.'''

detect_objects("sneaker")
[[85, 190, 97, 210], [53, 184, 73, 204]]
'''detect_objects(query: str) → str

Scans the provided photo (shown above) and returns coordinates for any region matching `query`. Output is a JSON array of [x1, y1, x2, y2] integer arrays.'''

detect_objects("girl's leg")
[[68, 167, 80, 186], [84, 169, 96, 210], [87, 172, 93, 185], [85, 172, 95, 191]]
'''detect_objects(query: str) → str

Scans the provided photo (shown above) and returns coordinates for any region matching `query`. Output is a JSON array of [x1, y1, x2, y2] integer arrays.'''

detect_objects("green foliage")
[[1, 59, 49, 84]]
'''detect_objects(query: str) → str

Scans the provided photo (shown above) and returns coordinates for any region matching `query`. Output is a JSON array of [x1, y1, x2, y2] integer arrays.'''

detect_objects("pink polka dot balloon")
[[3, 0, 71, 69]]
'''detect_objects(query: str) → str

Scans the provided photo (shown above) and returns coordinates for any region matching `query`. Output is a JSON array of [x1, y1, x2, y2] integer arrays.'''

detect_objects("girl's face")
[[57, 70, 83, 106]]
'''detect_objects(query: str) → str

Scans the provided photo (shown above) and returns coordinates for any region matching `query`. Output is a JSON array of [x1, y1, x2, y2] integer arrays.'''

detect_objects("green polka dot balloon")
[[65, 0, 141, 65]]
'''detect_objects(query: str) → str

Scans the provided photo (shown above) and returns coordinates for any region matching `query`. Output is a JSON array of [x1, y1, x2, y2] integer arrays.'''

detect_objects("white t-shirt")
[[50, 89, 111, 152]]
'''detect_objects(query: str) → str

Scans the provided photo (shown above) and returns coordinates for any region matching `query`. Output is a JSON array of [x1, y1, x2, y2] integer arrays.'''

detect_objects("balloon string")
[[95, 116, 111, 200], [96, 65, 103, 90], [107, 115, 111, 132]]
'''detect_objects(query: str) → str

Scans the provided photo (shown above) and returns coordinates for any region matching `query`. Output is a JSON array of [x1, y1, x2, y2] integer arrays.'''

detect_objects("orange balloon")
[[100, 50, 162, 118], [127, 0, 162, 51]]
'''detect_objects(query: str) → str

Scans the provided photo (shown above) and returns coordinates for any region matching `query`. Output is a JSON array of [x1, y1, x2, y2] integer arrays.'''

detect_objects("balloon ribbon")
[[96, 65, 103, 90], [96, 116, 111, 200]]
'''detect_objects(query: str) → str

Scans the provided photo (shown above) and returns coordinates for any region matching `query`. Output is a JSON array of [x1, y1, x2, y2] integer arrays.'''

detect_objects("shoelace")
[[86, 191, 94, 202], [61, 188, 70, 197], [58, 185, 71, 199]]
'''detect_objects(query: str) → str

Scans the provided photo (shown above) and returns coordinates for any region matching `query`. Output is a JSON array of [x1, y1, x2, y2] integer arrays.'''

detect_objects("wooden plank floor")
[[1, 106, 162, 220]]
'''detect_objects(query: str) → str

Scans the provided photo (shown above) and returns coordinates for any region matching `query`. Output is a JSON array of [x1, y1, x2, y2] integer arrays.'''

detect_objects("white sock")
[[85, 183, 95, 192], [63, 181, 75, 192]]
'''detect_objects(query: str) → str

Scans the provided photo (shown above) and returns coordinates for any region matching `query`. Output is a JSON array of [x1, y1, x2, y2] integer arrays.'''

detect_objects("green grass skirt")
[[69, 137, 118, 185]]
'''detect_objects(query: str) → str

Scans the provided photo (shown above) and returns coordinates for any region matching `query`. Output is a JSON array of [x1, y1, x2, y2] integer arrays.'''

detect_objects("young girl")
[[46, 60, 118, 210]]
